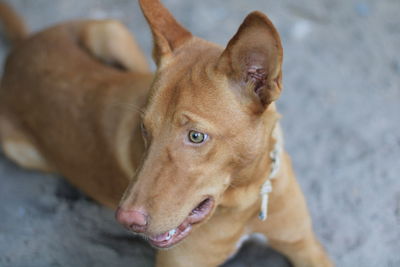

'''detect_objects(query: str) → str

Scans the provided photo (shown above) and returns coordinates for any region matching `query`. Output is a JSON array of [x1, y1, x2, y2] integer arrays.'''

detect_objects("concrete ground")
[[0, 0, 399, 266]]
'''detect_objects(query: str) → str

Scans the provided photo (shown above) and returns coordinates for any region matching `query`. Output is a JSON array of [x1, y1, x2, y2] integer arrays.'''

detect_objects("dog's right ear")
[[139, 0, 192, 66]]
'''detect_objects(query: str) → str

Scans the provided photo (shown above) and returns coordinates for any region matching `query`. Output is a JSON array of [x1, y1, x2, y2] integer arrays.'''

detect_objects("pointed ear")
[[139, 0, 192, 66], [217, 11, 283, 109]]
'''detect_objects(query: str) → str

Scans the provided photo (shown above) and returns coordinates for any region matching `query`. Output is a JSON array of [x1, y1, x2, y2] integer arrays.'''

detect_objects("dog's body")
[[0, 20, 152, 207], [0, 1, 333, 266]]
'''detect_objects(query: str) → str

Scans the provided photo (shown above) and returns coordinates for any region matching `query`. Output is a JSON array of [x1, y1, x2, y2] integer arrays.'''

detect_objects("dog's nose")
[[115, 207, 148, 233]]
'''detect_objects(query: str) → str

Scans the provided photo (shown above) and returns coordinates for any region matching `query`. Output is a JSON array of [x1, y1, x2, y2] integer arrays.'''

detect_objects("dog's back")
[[0, 16, 152, 207]]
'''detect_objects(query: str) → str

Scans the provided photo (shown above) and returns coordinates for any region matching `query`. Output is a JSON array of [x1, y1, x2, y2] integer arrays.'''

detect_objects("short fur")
[[0, 1, 333, 266]]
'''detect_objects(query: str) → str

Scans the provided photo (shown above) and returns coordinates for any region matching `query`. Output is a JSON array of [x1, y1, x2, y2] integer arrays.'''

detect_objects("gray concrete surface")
[[0, 0, 399, 266]]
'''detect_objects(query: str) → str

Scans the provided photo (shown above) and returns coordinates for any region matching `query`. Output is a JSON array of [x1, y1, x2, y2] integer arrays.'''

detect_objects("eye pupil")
[[189, 131, 206, 144]]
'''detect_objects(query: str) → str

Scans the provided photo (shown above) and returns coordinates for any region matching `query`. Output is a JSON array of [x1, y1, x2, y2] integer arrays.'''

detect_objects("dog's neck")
[[234, 103, 281, 182], [258, 119, 283, 220], [219, 104, 282, 213]]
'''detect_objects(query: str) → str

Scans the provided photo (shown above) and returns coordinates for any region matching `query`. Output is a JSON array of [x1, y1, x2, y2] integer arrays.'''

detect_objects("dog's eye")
[[188, 130, 207, 144]]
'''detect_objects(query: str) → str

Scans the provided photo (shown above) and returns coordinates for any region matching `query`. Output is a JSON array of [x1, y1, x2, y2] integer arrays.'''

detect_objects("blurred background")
[[0, 0, 399, 266]]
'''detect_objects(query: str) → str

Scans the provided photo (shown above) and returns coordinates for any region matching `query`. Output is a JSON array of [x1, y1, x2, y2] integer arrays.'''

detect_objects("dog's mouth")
[[148, 197, 214, 248]]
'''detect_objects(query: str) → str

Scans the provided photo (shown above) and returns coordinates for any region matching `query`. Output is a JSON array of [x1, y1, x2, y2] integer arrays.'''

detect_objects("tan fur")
[[0, 116, 53, 172], [0, 1, 333, 266], [81, 19, 150, 73], [0, 2, 27, 44]]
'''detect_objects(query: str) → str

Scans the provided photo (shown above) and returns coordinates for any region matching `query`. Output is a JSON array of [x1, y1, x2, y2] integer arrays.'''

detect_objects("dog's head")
[[116, 0, 283, 248]]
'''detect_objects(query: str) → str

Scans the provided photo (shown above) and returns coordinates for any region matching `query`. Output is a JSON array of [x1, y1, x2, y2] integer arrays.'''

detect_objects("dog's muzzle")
[[116, 197, 214, 248]]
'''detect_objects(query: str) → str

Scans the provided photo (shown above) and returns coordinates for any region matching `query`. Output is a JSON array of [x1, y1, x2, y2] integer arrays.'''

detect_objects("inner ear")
[[245, 56, 269, 102], [217, 11, 283, 109]]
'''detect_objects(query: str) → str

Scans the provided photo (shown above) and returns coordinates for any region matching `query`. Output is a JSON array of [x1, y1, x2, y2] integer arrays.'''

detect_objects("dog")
[[0, 1, 333, 266]]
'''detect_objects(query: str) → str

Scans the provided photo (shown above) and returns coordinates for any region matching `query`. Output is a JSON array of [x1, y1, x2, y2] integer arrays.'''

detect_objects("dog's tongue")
[[178, 220, 190, 231]]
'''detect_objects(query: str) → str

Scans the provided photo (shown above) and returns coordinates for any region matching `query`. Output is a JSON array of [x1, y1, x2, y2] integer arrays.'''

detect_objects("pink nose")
[[115, 207, 148, 233]]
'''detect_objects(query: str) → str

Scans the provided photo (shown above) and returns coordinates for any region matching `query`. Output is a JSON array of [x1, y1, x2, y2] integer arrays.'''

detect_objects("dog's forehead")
[[143, 46, 245, 128], [144, 70, 245, 132]]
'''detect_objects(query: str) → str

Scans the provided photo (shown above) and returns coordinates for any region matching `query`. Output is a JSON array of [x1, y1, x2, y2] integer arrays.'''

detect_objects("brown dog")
[[0, 1, 333, 266]]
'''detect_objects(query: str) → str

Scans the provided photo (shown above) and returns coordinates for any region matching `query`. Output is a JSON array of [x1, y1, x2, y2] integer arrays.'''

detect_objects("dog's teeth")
[[165, 229, 176, 241], [169, 229, 176, 236]]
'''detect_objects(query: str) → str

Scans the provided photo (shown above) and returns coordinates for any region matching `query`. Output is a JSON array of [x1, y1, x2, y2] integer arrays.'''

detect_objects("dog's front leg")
[[155, 211, 247, 267]]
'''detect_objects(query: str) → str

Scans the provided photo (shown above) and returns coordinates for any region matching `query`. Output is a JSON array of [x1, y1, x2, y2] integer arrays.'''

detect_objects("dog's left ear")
[[217, 11, 283, 110], [139, 0, 192, 66]]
